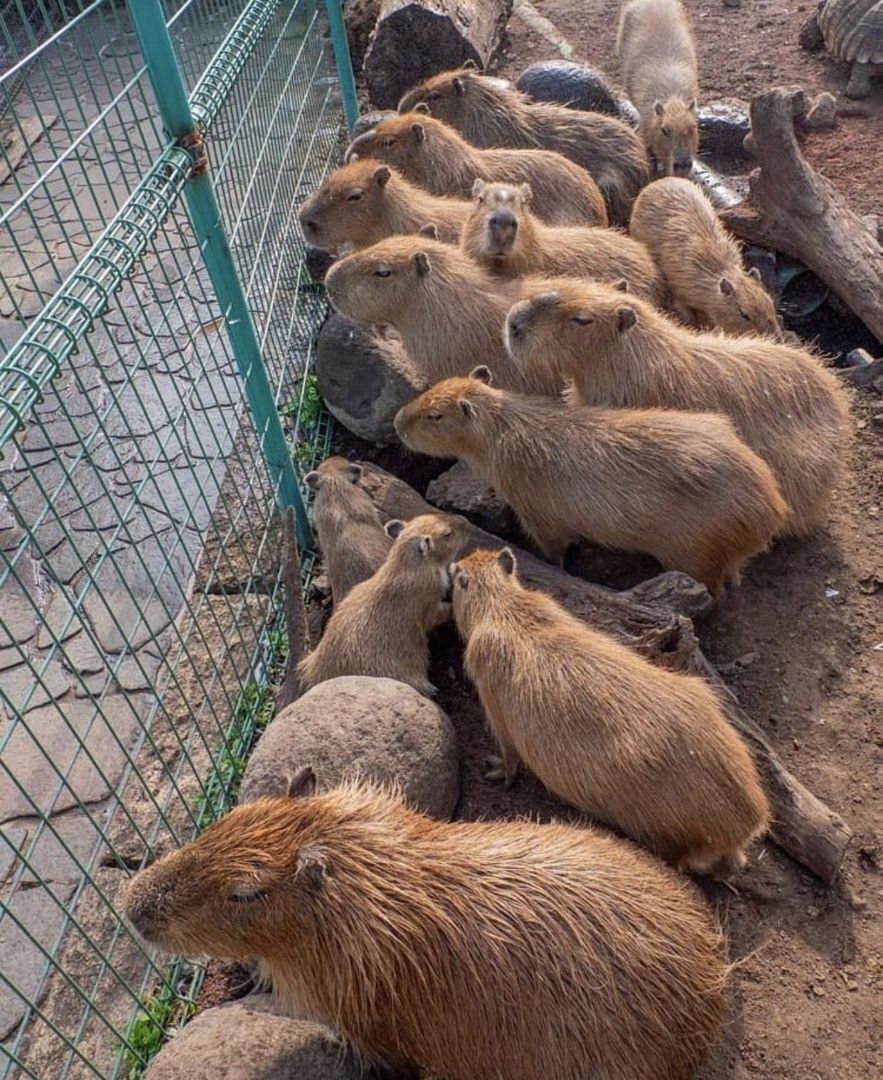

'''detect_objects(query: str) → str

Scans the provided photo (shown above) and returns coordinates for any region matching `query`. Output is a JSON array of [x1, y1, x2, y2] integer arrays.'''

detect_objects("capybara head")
[[451, 546, 517, 634], [395, 367, 497, 458], [649, 97, 698, 177], [384, 511, 471, 580], [397, 63, 511, 122], [297, 160, 398, 251], [345, 112, 439, 173], [467, 179, 532, 257], [304, 455, 363, 492], [711, 268, 781, 339]]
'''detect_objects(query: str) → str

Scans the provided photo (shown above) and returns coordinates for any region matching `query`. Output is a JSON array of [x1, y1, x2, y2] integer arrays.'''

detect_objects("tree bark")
[[358, 462, 852, 883], [720, 86, 883, 344]]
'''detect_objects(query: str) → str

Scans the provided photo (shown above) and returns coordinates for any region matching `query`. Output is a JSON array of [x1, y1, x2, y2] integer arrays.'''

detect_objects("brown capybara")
[[345, 112, 608, 227], [298, 159, 472, 252], [298, 513, 468, 698], [617, 0, 699, 176], [452, 546, 770, 872], [304, 457, 391, 605], [323, 235, 562, 396], [397, 65, 649, 225], [461, 179, 665, 306], [504, 280, 851, 535], [630, 177, 780, 335], [395, 368, 787, 593], [123, 777, 729, 1080]]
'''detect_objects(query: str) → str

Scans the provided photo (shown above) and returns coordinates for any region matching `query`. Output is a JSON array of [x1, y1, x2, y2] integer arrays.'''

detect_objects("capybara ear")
[[719, 276, 735, 297], [452, 563, 469, 589], [305, 471, 323, 491], [518, 183, 533, 203], [288, 765, 317, 799], [653, 99, 665, 117], [345, 463, 363, 484], [459, 398, 477, 419], [497, 547, 517, 575], [747, 266, 762, 282], [373, 165, 392, 187], [418, 222, 439, 239], [470, 365, 493, 384], [348, 151, 360, 162], [413, 102, 431, 115], [472, 178, 486, 198], [410, 122, 426, 142], [461, 58, 478, 71], [385, 519, 406, 539], [452, 77, 465, 94], [616, 306, 637, 332], [295, 846, 329, 890], [613, 278, 629, 292], [413, 251, 431, 276]]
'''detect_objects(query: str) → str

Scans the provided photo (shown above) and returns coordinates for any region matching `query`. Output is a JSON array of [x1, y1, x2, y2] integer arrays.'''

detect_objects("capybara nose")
[[345, 132, 372, 162], [489, 211, 517, 247], [508, 317, 523, 340], [301, 216, 319, 237], [673, 157, 693, 177]]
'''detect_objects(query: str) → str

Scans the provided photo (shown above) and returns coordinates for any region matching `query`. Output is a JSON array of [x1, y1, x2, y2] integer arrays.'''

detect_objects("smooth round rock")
[[239, 677, 460, 819], [143, 995, 360, 1080], [516, 61, 640, 126], [351, 109, 396, 140]]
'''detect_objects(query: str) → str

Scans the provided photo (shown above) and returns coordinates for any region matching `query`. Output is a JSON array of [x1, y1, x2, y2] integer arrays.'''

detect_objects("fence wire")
[[0, 1, 346, 1075]]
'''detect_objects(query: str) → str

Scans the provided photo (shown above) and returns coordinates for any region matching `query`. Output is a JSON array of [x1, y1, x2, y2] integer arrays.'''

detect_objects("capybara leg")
[[410, 677, 439, 699], [485, 747, 520, 789], [429, 600, 453, 628], [713, 848, 748, 878]]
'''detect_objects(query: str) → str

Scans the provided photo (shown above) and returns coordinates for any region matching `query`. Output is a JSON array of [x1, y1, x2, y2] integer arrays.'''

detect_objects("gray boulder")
[[426, 460, 515, 536]]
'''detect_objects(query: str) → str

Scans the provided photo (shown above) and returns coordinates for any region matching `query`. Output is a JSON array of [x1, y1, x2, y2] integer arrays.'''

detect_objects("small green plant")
[[279, 373, 323, 429], [123, 982, 195, 1078]]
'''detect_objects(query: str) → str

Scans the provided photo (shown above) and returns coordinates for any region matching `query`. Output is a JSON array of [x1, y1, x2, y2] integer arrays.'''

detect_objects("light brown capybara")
[[617, 0, 699, 176], [323, 235, 563, 396], [123, 777, 729, 1080], [345, 112, 608, 227], [304, 457, 392, 606], [451, 546, 770, 872], [298, 159, 472, 252], [297, 513, 468, 698], [395, 367, 788, 592], [397, 64, 650, 225], [504, 280, 851, 535], [630, 176, 780, 335], [461, 179, 665, 306]]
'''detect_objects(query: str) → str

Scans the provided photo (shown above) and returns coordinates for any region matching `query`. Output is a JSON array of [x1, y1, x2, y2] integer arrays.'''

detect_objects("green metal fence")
[[0, 1, 354, 1075]]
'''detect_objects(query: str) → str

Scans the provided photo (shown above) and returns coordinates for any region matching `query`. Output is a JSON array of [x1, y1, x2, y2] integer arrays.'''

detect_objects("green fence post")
[[125, 0, 313, 549], [323, 0, 360, 132]]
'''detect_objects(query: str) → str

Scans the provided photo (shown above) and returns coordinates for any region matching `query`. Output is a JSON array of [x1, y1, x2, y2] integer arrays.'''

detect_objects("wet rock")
[[351, 109, 397, 140], [426, 460, 515, 536], [516, 60, 639, 126], [239, 676, 459, 819], [697, 98, 751, 161]]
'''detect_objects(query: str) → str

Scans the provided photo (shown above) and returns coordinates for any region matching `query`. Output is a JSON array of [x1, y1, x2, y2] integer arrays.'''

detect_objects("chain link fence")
[[0, 1, 351, 1075]]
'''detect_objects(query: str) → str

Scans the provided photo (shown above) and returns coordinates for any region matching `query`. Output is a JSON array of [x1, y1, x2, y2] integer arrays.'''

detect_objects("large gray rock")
[[239, 677, 459, 819], [315, 314, 424, 445], [143, 995, 360, 1080], [426, 460, 515, 536]]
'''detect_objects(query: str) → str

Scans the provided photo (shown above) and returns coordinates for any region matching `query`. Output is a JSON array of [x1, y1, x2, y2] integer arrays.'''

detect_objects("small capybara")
[[345, 112, 608, 227], [461, 179, 665, 306], [617, 0, 699, 176], [630, 176, 780, 335], [323, 235, 562, 396], [452, 546, 770, 871], [297, 513, 468, 698], [505, 280, 851, 535], [304, 457, 391, 605], [395, 368, 787, 592], [298, 159, 472, 251], [124, 778, 729, 1080], [397, 64, 650, 224]]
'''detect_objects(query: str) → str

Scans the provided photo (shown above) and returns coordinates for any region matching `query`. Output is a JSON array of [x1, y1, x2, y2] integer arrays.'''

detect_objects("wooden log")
[[358, 461, 852, 883], [720, 86, 883, 344], [363, 0, 513, 109]]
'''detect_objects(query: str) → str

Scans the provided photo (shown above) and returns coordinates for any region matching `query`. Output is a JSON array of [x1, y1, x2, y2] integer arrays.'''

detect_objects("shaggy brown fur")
[[505, 280, 851, 535], [617, 0, 699, 176], [123, 780, 729, 1080], [345, 113, 608, 227], [298, 159, 472, 252], [323, 236, 563, 396], [452, 547, 770, 871], [630, 177, 780, 335], [461, 180, 665, 306], [397, 66, 649, 225], [395, 370, 787, 592], [304, 457, 392, 606], [297, 513, 468, 698]]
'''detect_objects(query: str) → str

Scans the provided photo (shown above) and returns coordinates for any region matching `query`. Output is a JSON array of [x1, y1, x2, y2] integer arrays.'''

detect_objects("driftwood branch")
[[358, 462, 852, 883], [720, 87, 883, 344]]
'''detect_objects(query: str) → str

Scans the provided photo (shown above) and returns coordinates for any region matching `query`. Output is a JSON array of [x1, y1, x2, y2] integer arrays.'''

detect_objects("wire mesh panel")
[[0, 1, 346, 1075]]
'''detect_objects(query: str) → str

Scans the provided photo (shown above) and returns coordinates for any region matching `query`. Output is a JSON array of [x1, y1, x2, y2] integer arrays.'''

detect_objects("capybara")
[[304, 457, 392, 605], [505, 280, 851, 535], [461, 179, 665, 306], [323, 235, 562, 396], [298, 159, 472, 252], [124, 777, 729, 1080], [345, 112, 608, 227], [452, 546, 770, 871], [630, 176, 780, 335], [617, 0, 699, 176], [297, 513, 468, 697], [397, 65, 649, 224], [395, 368, 787, 592]]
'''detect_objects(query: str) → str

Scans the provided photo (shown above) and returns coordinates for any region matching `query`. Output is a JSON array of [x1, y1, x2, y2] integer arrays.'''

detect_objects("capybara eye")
[[571, 315, 594, 326], [228, 890, 268, 903], [427, 91, 440, 102], [427, 411, 443, 421], [374, 268, 392, 278], [383, 138, 396, 148], [347, 191, 363, 201], [660, 126, 669, 137], [739, 310, 750, 321]]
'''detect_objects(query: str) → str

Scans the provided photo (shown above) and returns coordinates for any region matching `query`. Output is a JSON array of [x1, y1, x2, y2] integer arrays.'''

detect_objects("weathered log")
[[363, 0, 512, 109], [720, 87, 883, 344], [358, 462, 852, 883]]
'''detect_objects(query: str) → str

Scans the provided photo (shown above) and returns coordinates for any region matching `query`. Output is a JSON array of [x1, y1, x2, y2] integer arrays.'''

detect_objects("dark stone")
[[304, 245, 337, 283], [516, 60, 640, 127], [351, 109, 397, 139], [697, 99, 752, 162]]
